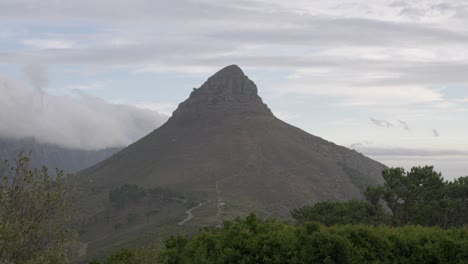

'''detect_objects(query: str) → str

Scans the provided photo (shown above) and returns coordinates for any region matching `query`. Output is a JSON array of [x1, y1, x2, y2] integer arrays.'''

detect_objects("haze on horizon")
[[0, 0, 467, 179]]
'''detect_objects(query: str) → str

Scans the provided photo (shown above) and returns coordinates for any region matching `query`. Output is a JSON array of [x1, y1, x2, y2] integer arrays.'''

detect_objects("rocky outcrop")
[[172, 65, 272, 120]]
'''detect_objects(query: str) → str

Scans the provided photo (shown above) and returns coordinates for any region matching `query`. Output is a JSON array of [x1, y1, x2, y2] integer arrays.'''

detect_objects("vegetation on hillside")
[[291, 200, 390, 226], [109, 184, 187, 210], [96, 166, 467, 264]]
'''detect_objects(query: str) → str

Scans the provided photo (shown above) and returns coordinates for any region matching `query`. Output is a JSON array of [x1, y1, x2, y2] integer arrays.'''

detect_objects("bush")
[[0, 153, 75, 263]]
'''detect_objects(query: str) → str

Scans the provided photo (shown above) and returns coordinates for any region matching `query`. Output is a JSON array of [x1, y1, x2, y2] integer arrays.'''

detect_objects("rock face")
[[172, 65, 272, 120], [79, 65, 386, 218]]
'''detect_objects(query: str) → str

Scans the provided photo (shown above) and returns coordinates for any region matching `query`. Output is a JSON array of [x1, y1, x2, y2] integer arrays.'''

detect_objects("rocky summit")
[[172, 65, 272, 120], [77, 65, 386, 258]]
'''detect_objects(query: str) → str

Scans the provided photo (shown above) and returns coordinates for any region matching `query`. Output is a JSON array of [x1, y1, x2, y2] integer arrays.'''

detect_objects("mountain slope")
[[78, 65, 385, 217]]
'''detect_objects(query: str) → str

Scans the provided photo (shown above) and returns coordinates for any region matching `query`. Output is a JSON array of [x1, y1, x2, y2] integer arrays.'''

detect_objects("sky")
[[0, 0, 467, 179]]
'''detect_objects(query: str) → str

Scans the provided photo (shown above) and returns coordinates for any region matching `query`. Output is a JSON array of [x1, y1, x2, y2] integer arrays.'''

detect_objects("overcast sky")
[[1, 0, 467, 179]]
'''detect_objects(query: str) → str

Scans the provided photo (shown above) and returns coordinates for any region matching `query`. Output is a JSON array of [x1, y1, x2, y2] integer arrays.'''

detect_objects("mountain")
[[0, 137, 120, 174], [78, 65, 385, 214], [76, 65, 386, 260]]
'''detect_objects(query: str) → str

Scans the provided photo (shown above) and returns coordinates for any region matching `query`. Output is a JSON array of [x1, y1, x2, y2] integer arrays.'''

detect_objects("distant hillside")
[[76, 65, 386, 260], [0, 137, 120, 173]]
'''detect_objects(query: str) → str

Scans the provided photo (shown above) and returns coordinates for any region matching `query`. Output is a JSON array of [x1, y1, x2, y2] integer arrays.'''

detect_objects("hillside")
[[0, 137, 120, 174]]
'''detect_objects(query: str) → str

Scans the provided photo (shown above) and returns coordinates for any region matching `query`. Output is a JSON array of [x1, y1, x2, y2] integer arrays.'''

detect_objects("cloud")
[[0, 74, 168, 150], [64, 80, 113, 92], [273, 111, 299, 121], [398, 120, 410, 131], [370, 118, 412, 132], [21, 39, 74, 49], [354, 147, 468, 157], [433, 129, 440, 137], [136, 65, 217, 74], [349, 140, 374, 149], [23, 63, 48, 89], [356, 146, 468, 180], [370, 118, 393, 128], [136, 103, 178, 116], [0, 1, 468, 110], [23, 63, 47, 109]]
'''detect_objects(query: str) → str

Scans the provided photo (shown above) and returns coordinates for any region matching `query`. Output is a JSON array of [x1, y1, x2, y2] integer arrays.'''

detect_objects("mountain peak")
[[211, 64, 245, 79], [171, 65, 273, 120]]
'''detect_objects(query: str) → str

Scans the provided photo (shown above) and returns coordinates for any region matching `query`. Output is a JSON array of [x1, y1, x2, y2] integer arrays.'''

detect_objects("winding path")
[[177, 179, 224, 226], [178, 202, 203, 226]]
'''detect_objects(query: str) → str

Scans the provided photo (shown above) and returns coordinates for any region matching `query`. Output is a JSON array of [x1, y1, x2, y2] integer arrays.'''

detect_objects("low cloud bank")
[[354, 147, 468, 157], [0, 75, 168, 150]]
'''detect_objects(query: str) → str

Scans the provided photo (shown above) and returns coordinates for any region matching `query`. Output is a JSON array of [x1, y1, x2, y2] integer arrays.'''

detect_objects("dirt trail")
[[177, 179, 224, 226], [178, 202, 203, 226], [215, 180, 224, 221]]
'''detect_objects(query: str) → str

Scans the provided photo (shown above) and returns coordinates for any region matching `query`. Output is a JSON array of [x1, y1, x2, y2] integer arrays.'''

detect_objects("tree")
[[291, 200, 389, 226], [0, 153, 75, 263], [378, 167, 407, 226], [366, 166, 465, 228], [444, 176, 468, 227]]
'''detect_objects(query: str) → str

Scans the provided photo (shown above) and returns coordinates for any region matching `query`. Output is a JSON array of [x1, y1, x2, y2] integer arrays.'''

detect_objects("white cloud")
[[0, 75, 168, 150], [136, 65, 216, 74], [21, 39, 74, 49], [275, 84, 443, 106], [136, 103, 177, 116], [273, 111, 299, 121], [62, 80, 113, 91]]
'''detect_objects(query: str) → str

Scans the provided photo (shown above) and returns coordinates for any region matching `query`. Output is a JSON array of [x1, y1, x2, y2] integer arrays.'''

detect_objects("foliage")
[[109, 184, 146, 209], [164, 214, 300, 264], [100, 248, 163, 264], [0, 152, 75, 263], [292, 167, 467, 229], [160, 214, 468, 264], [444, 176, 468, 227], [365, 166, 467, 228], [291, 200, 390, 226]]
